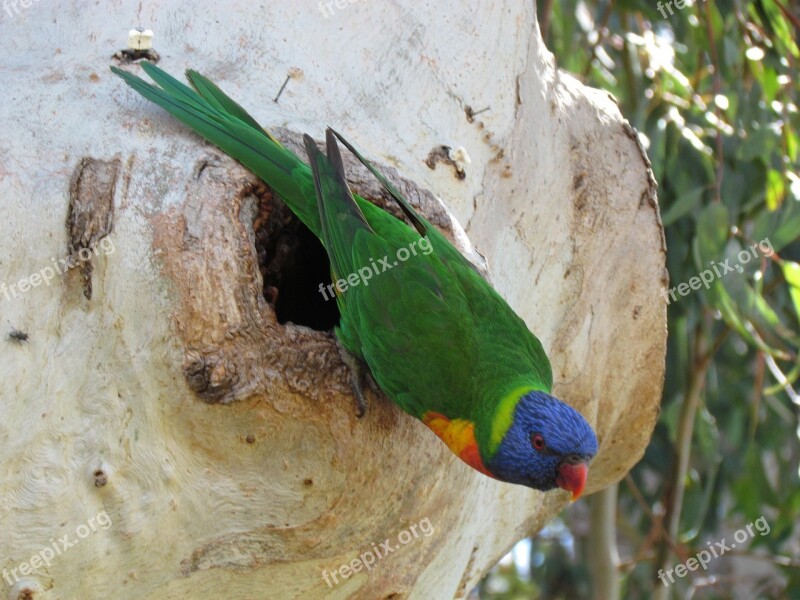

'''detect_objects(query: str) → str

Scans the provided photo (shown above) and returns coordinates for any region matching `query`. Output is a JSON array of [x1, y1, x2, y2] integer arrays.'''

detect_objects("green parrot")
[[112, 62, 598, 499]]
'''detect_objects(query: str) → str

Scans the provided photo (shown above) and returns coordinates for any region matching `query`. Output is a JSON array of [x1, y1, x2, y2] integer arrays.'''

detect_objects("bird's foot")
[[365, 371, 381, 395], [338, 345, 370, 418]]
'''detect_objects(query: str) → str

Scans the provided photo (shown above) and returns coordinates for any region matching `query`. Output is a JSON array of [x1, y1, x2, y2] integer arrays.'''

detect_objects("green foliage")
[[482, 0, 800, 597]]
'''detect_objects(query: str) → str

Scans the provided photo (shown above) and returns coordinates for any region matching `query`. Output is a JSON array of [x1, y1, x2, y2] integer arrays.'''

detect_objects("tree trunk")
[[0, 1, 666, 598]]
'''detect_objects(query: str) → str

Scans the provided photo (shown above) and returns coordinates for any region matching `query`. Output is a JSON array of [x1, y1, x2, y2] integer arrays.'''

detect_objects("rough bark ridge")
[[0, 2, 666, 599]]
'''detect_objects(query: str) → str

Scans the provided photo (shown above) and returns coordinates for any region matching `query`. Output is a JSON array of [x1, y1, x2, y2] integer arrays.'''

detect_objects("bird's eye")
[[531, 433, 545, 451]]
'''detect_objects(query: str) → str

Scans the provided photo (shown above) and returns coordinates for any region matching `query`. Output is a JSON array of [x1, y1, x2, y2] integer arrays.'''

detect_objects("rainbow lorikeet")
[[111, 63, 598, 499]]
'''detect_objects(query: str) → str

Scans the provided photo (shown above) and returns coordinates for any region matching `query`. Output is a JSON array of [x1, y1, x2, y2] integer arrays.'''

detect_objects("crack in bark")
[[67, 157, 119, 300]]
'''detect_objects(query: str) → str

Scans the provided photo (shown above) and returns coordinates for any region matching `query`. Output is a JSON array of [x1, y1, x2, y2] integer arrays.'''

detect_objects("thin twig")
[[724, 549, 800, 568], [273, 74, 291, 103], [539, 0, 555, 42], [702, 0, 725, 203], [751, 351, 765, 440], [582, 0, 616, 78], [764, 352, 800, 407]]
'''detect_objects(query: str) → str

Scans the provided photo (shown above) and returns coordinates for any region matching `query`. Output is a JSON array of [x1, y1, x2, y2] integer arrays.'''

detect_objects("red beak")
[[556, 461, 588, 501]]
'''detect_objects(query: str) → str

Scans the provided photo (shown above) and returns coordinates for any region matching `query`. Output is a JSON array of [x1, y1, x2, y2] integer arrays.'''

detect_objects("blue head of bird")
[[486, 390, 598, 499]]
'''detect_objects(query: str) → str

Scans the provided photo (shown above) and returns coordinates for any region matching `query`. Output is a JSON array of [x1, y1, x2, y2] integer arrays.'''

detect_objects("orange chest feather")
[[422, 412, 494, 478]]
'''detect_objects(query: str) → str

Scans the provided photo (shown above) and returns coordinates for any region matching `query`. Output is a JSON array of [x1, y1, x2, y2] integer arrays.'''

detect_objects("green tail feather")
[[184, 69, 276, 141], [111, 63, 321, 234]]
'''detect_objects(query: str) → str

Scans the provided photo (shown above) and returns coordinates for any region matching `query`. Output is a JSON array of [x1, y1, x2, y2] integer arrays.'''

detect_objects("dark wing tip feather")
[[325, 128, 348, 187], [329, 128, 427, 236], [302, 134, 320, 160], [303, 134, 325, 213], [304, 131, 373, 241]]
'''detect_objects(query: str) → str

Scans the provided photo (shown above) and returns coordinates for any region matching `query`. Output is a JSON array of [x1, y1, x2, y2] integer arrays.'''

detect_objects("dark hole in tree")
[[255, 193, 339, 331]]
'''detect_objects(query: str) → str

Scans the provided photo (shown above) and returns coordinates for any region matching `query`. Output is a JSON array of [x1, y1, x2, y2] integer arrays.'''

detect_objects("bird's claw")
[[353, 385, 368, 418], [338, 345, 371, 418]]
